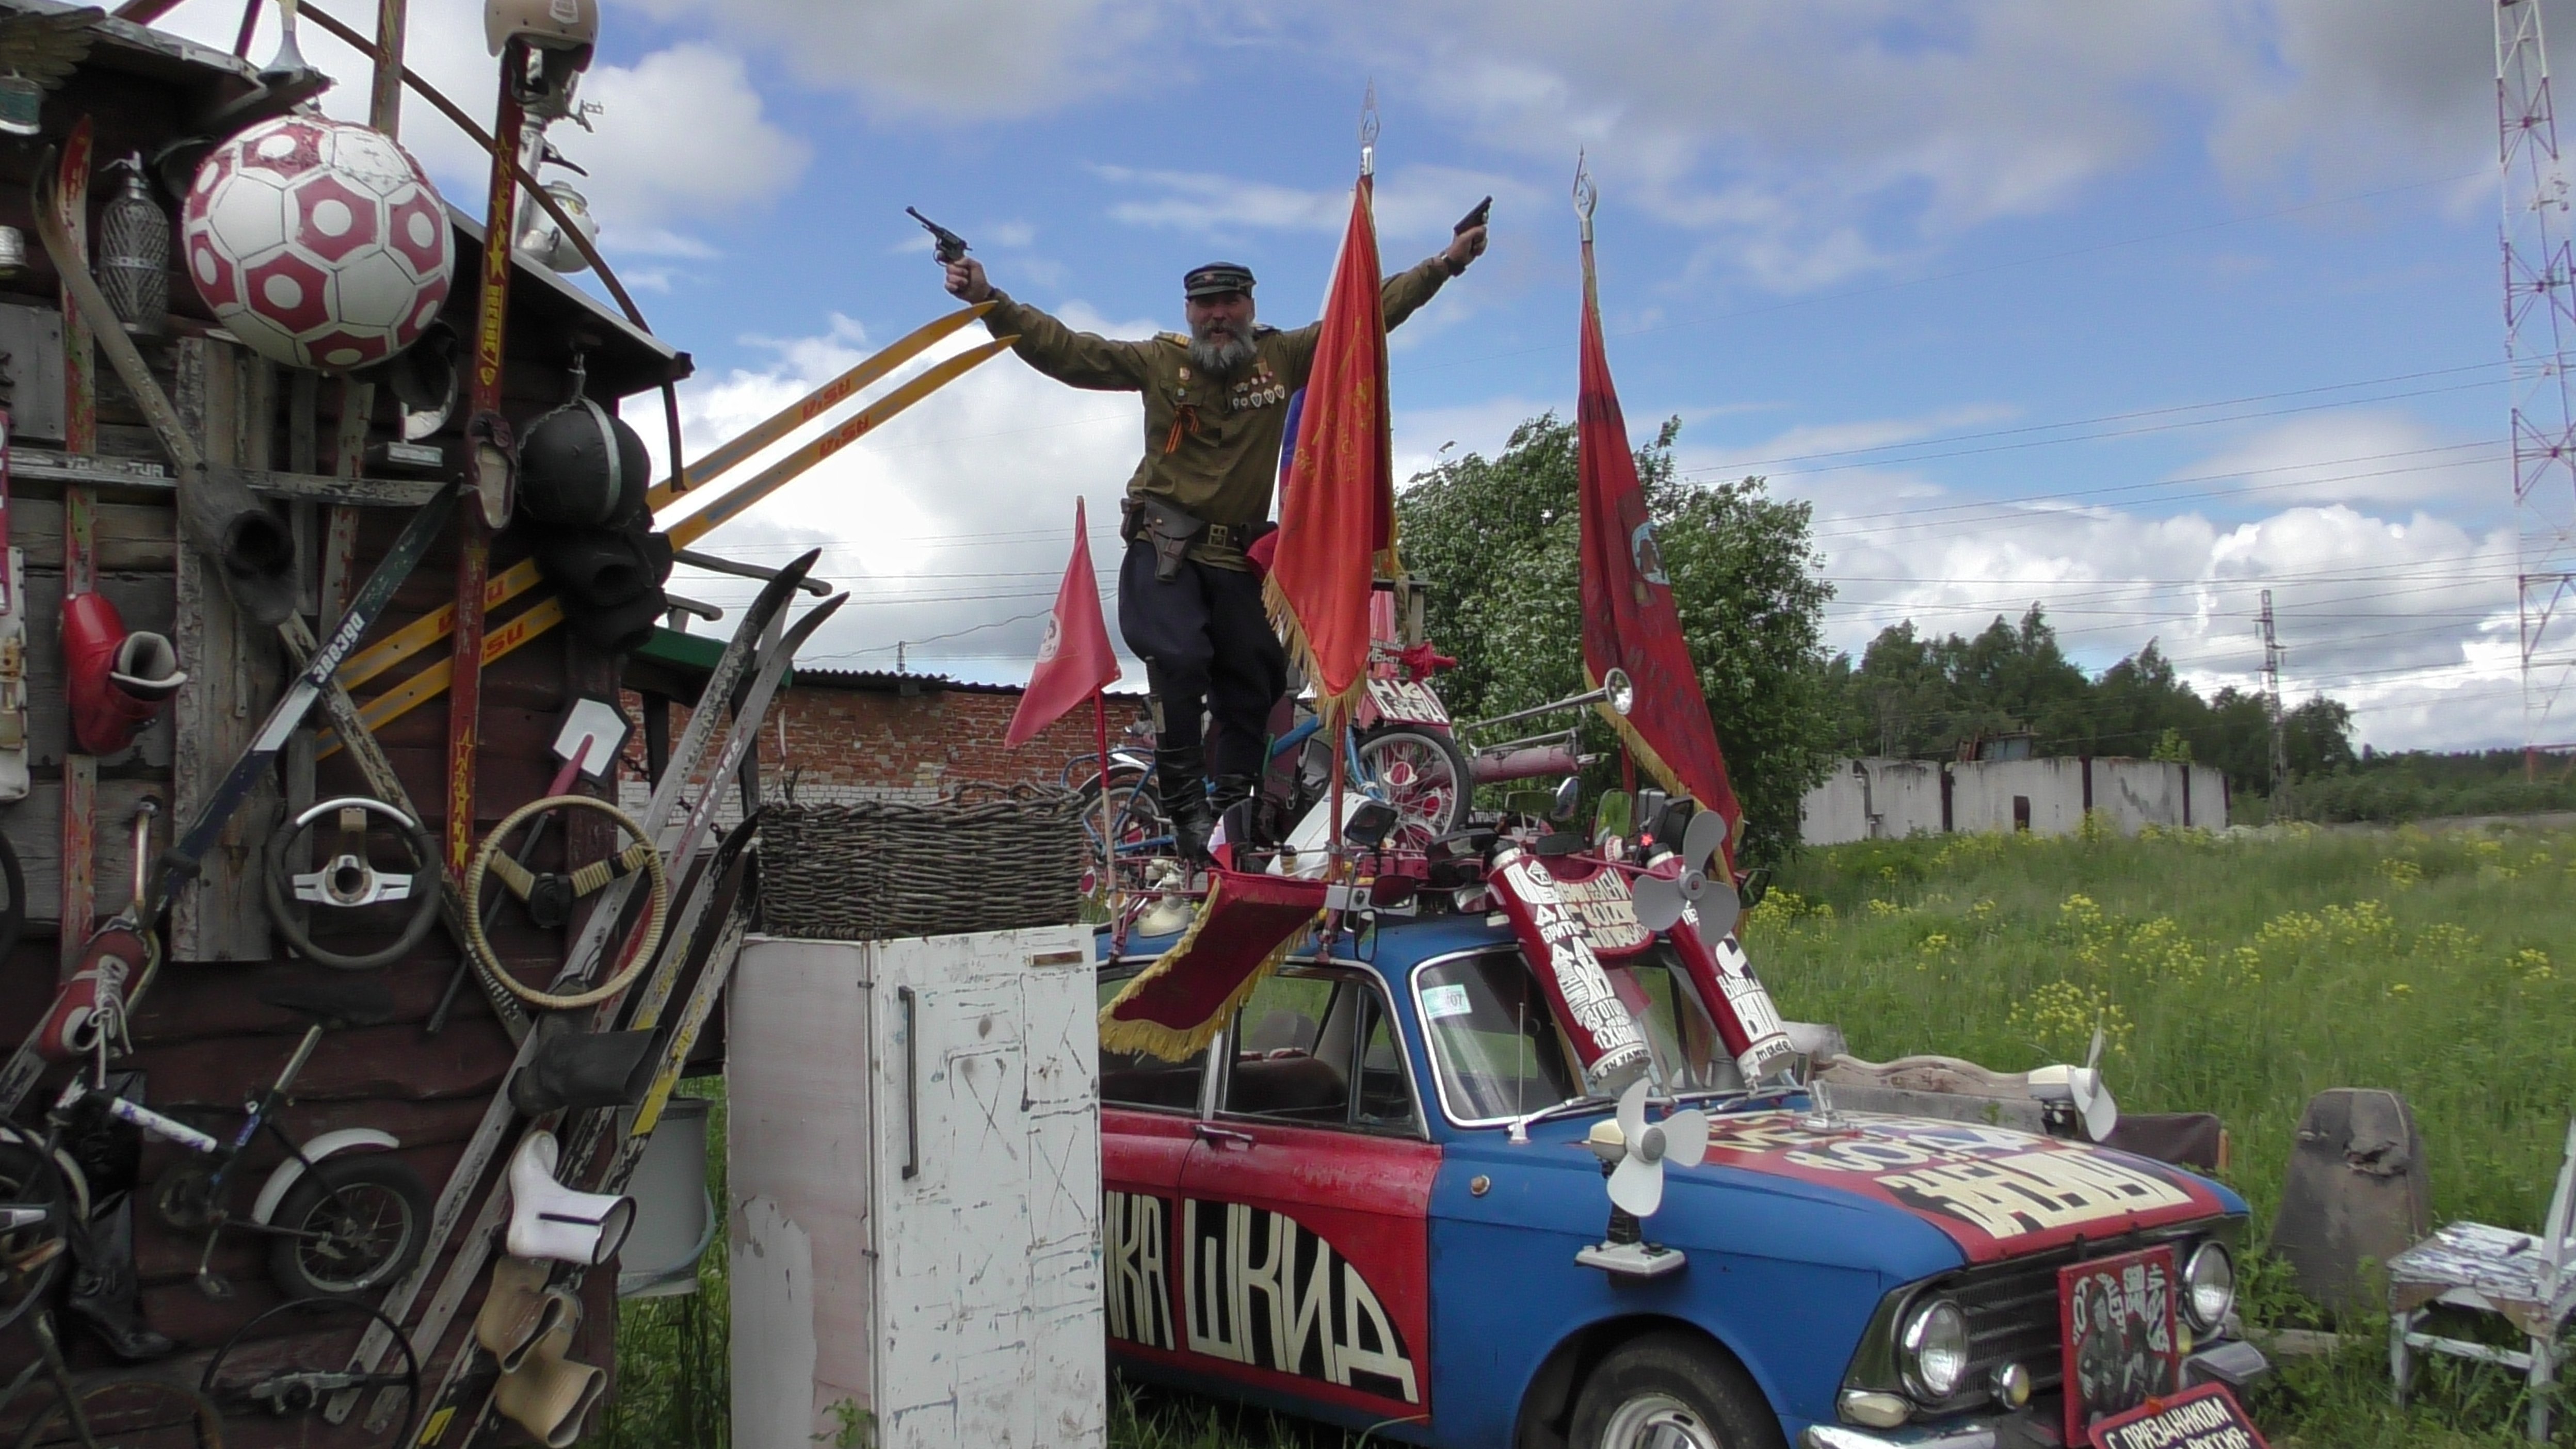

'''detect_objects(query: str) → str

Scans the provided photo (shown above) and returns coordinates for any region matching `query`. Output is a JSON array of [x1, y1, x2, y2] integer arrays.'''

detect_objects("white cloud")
[[638, 308, 1158, 679], [1799, 457, 2521, 752], [1096, 163, 1539, 247], [152, 1, 804, 265], [607, 0, 1170, 120], [553, 44, 811, 240], [2167, 412, 2502, 513]]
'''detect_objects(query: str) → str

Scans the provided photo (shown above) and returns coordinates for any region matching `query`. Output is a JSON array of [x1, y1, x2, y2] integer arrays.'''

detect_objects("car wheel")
[[1570, 1331, 1786, 1449]]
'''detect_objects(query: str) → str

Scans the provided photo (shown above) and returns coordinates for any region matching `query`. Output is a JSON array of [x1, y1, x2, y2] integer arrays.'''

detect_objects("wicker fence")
[[758, 783, 1087, 941]]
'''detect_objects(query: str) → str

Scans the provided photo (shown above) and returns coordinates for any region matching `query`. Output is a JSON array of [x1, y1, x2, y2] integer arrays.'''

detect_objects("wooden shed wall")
[[0, 22, 686, 1443]]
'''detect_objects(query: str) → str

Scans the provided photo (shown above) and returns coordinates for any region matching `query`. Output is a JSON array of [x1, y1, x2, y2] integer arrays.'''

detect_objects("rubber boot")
[[68, 1194, 172, 1362], [494, 1311, 605, 1448], [509, 1027, 654, 1116], [1156, 746, 1213, 863], [63, 592, 184, 757], [1209, 772, 1264, 846]]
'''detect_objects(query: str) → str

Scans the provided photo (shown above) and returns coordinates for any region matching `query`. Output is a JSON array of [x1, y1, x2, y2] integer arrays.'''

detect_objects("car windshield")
[[1414, 946, 1742, 1125]]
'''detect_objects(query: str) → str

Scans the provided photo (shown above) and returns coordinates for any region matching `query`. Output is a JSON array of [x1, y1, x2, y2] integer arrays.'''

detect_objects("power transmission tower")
[[2261, 588, 2290, 815], [2501, 0, 2576, 780]]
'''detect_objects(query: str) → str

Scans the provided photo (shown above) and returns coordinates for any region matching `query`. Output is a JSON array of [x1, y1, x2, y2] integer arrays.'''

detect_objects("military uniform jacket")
[[979, 253, 1455, 568]]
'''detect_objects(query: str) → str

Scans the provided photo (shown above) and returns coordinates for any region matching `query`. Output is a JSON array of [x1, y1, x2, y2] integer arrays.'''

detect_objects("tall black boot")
[[1209, 771, 1265, 847], [69, 1193, 172, 1362], [1156, 745, 1214, 863]]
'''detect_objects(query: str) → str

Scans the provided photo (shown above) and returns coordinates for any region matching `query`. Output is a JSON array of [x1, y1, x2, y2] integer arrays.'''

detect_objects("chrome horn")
[[1459, 667, 1633, 735]]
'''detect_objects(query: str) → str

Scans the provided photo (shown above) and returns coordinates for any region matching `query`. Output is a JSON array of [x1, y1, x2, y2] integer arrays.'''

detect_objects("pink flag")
[[1006, 498, 1121, 748]]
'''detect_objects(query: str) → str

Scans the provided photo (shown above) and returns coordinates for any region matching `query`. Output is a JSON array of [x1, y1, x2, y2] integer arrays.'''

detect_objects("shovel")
[[427, 698, 631, 1035]]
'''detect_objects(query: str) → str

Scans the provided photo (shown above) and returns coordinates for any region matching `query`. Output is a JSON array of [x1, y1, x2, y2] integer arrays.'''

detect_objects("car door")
[[1097, 961, 1206, 1369], [1173, 966, 1441, 1428]]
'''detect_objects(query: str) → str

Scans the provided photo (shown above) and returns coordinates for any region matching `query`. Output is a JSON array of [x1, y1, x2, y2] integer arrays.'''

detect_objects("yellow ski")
[[318, 336, 1015, 757], [652, 300, 993, 508]]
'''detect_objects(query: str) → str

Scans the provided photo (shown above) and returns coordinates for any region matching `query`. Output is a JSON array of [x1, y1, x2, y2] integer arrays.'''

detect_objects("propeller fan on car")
[[2027, 1025, 2119, 1141], [1584, 1078, 1710, 1219], [1632, 807, 1736, 937]]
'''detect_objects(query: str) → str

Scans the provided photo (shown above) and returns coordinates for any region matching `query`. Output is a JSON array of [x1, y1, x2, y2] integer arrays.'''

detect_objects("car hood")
[[1679, 1109, 2236, 1264]]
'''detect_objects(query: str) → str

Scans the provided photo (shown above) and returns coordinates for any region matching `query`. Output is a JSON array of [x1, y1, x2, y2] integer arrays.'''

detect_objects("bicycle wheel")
[[1356, 727, 1474, 852], [268, 1154, 430, 1301], [0, 1135, 70, 1336], [12, 1372, 224, 1448], [1078, 769, 1171, 891]]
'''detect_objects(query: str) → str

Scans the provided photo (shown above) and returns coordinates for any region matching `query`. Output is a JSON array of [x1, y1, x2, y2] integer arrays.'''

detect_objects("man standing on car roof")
[[942, 221, 1487, 861]]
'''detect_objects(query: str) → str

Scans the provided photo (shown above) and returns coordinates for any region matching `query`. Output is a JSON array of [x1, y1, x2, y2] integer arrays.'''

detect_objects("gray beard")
[[1188, 327, 1258, 380]]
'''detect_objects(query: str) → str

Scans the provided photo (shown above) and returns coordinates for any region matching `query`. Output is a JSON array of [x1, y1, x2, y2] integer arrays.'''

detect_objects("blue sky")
[[170, 0, 2548, 752]]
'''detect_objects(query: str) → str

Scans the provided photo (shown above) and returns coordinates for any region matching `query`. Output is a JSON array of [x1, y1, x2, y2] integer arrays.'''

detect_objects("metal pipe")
[[662, 593, 721, 623], [674, 548, 830, 595], [1475, 728, 1579, 757]]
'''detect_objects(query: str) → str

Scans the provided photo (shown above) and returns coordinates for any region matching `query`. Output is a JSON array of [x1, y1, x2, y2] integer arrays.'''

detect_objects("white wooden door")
[[869, 926, 1104, 1449], [728, 937, 877, 1449]]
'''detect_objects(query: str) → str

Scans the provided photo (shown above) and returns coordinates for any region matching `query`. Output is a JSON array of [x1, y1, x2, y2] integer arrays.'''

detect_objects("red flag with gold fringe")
[[1098, 870, 1329, 1061], [1574, 187, 1742, 872], [1267, 171, 1396, 721], [1005, 497, 1120, 748]]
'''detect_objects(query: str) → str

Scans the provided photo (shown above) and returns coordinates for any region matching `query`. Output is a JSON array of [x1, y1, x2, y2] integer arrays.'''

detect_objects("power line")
[[1683, 363, 2498, 475]]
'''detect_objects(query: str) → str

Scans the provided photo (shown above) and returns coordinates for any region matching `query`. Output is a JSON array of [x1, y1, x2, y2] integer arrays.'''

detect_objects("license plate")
[[2059, 1244, 2182, 1445], [1366, 677, 1449, 725]]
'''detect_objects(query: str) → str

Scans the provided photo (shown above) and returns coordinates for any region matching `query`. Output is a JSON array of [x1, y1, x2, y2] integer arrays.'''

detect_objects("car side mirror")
[[1550, 776, 1581, 823]]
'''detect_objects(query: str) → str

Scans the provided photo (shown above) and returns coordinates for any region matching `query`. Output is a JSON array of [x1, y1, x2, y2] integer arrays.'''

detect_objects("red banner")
[[1268, 173, 1395, 720], [1575, 229, 1741, 871], [1098, 870, 1327, 1061], [1006, 497, 1121, 748]]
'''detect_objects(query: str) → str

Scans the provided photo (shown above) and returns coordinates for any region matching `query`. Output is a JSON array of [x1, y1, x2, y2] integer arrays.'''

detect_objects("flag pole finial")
[[1360, 81, 1379, 177], [1573, 151, 1597, 244]]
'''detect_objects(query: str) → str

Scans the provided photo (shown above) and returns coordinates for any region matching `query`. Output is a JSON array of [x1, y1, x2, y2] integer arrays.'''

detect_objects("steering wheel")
[[263, 797, 443, 971], [203, 1296, 423, 1443], [464, 794, 669, 1011]]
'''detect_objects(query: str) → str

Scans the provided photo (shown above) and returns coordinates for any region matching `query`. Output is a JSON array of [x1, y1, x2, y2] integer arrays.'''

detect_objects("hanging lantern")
[[98, 154, 170, 336], [514, 181, 596, 275]]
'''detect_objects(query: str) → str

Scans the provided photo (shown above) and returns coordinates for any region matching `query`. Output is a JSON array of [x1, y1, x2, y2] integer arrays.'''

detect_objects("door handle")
[[1193, 1123, 1255, 1150], [898, 986, 919, 1180]]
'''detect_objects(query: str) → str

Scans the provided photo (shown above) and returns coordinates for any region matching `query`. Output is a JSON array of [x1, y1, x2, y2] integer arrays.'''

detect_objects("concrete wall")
[[1950, 757, 2090, 836], [1799, 758, 1946, 842], [1800, 757, 2229, 844]]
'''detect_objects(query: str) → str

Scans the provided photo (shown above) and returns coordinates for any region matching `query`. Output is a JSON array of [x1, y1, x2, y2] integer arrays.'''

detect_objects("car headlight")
[[2183, 1242, 2235, 1333], [1899, 1298, 1970, 1400]]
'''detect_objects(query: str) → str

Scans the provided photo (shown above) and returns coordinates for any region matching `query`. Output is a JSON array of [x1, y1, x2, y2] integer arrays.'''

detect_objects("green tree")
[[1397, 413, 1836, 863]]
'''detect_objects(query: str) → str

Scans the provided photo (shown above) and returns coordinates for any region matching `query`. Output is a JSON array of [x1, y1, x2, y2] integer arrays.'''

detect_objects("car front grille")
[[1913, 1223, 2223, 1412], [1954, 1258, 2070, 1396]]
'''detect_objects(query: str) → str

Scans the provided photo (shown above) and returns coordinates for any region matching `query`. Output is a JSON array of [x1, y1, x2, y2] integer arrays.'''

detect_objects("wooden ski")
[[55, 122, 93, 978], [446, 47, 528, 900], [326, 557, 826, 1422]]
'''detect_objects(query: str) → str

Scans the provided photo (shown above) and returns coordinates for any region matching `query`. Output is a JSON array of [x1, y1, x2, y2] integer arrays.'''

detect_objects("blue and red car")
[[1093, 906, 2266, 1449]]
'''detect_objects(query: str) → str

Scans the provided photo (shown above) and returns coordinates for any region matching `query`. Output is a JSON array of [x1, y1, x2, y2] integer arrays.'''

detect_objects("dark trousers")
[[1118, 537, 1286, 779]]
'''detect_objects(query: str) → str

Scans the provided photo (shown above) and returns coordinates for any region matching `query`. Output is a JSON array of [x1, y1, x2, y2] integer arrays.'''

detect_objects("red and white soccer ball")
[[181, 115, 453, 373]]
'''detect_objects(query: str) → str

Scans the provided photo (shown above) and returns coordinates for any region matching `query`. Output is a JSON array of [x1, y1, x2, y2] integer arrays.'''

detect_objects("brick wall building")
[[619, 629, 1151, 811]]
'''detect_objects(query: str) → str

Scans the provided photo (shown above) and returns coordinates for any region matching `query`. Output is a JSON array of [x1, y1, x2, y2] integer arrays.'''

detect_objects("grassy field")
[[1753, 818, 2576, 1448], [601, 819, 2576, 1447]]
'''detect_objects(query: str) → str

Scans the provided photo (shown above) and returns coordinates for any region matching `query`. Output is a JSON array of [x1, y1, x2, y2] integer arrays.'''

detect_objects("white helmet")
[[486, 0, 598, 59]]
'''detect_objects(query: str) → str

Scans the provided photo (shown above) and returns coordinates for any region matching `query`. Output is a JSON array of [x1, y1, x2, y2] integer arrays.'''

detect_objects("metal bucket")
[[617, 1096, 714, 1299]]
